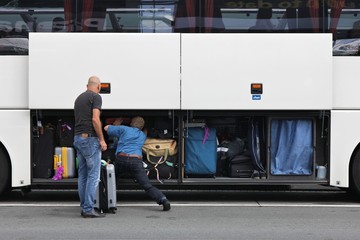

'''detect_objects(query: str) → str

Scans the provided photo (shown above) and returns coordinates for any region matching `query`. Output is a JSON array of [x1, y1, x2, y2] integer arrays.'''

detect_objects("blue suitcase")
[[184, 127, 217, 175]]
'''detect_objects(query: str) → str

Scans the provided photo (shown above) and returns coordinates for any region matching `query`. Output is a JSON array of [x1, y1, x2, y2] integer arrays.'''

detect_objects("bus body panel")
[[330, 110, 360, 188], [0, 56, 28, 109], [0, 110, 31, 188], [28, 33, 181, 110], [333, 57, 360, 109], [330, 56, 360, 188], [181, 34, 333, 110]]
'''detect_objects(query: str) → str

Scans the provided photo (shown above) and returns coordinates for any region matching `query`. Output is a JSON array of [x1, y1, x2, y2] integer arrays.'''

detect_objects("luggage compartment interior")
[[180, 110, 329, 184], [31, 110, 330, 187]]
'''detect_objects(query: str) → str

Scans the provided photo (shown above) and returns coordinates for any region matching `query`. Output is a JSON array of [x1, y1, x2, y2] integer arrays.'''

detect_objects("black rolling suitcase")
[[57, 119, 74, 147], [33, 126, 55, 178], [228, 155, 254, 178], [94, 163, 117, 213]]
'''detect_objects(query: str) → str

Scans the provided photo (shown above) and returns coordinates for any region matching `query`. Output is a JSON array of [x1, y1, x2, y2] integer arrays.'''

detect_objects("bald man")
[[74, 76, 107, 218]]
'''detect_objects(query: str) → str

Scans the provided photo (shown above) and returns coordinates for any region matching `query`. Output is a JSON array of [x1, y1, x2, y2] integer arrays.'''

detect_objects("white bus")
[[1, 0, 360, 197]]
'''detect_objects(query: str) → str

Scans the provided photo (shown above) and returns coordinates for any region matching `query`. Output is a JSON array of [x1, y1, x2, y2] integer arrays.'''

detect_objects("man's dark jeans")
[[115, 155, 166, 204]]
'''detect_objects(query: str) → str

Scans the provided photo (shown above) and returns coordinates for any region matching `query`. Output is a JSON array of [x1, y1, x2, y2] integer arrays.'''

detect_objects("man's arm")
[[92, 108, 107, 151]]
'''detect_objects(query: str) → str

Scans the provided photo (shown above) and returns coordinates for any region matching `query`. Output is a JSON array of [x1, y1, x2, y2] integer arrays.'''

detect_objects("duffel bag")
[[142, 138, 177, 161], [145, 155, 178, 183]]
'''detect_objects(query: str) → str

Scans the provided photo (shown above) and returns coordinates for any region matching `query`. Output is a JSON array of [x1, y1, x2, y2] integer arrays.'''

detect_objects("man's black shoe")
[[162, 199, 171, 211], [82, 210, 106, 218]]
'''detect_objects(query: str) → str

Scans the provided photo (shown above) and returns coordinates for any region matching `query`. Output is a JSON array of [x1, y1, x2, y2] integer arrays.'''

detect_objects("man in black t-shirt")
[[73, 76, 107, 218]]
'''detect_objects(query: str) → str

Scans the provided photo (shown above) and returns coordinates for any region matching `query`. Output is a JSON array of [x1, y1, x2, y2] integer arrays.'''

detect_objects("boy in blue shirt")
[[104, 116, 171, 211]]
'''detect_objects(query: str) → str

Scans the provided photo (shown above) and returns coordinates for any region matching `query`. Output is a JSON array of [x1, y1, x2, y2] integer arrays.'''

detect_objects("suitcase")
[[57, 119, 74, 147], [228, 155, 254, 178], [217, 138, 245, 176], [54, 147, 76, 178], [184, 127, 217, 175], [33, 127, 55, 178], [147, 117, 174, 139], [94, 163, 117, 214]]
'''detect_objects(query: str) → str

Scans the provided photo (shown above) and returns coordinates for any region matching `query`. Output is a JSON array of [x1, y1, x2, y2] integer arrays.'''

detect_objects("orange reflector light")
[[251, 84, 262, 89], [101, 83, 110, 88]]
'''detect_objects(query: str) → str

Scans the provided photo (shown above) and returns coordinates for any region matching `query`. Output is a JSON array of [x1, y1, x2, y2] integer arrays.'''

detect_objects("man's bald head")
[[87, 76, 101, 93], [88, 76, 100, 86]]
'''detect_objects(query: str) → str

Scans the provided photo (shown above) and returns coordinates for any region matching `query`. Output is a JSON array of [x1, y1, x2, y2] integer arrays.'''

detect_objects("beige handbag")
[[142, 138, 177, 163]]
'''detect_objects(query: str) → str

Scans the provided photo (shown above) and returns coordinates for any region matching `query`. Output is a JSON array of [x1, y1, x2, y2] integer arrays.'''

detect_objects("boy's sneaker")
[[260, 171, 267, 179], [252, 170, 260, 179], [162, 199, 171, 211]]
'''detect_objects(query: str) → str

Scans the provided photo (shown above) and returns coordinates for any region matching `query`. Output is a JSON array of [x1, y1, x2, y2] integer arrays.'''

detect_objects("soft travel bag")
[[184, 127, 217, 176]]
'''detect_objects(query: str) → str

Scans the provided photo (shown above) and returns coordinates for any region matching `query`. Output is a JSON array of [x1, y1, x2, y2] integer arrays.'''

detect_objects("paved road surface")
[[0, 187, 359, 240]]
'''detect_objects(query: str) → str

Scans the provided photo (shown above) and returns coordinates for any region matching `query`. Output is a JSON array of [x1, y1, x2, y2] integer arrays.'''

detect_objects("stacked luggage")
[[53, 119, 76, 180], [32, 116, 277, 184], [32, 119, 77, 180], [215, 117, 268, 179], [217, 139, 256, 178], [142, 117, 179, 182]]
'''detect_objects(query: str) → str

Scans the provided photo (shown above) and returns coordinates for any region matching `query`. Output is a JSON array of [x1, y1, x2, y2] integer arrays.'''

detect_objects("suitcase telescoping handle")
[[53, 154, 62, 170]]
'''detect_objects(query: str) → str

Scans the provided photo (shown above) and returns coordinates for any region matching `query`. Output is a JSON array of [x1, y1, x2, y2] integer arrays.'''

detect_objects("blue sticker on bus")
[[252, 95, 261, 100]]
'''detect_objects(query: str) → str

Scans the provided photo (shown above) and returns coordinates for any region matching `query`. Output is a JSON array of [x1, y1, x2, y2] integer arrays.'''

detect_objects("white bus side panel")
[[0, 56, 28, 108], [333, 57, 360, 109], [29, 33, 180, 110], [0, 110, 31, 187], [181, 34, 332, 110], [331, 57, 360, 188], [330, 110, 360, 188]]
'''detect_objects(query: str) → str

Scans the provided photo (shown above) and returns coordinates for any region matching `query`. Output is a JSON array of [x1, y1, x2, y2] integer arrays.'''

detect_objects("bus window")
[[332, 8, 360, 56], [1, 0, 360, 56], [0, 12, 29, 55]]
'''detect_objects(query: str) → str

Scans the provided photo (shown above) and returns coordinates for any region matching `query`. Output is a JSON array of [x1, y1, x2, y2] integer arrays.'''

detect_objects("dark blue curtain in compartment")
[[270, 120, 313, 175]]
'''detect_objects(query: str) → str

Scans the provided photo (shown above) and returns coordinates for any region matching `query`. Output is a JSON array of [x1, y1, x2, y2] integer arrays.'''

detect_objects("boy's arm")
[[104, 125, 120, 137]]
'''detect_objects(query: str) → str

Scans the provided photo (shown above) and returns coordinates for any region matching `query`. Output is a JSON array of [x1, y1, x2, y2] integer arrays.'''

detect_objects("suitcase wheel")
[[110, 207, 117, 214]]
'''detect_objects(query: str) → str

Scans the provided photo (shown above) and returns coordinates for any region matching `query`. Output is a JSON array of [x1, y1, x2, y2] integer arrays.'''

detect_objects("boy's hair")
[[131, 116, 145, 130]]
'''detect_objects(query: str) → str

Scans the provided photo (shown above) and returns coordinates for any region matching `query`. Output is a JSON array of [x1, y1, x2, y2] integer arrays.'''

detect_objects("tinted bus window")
[[1, 0, 359, 55]]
